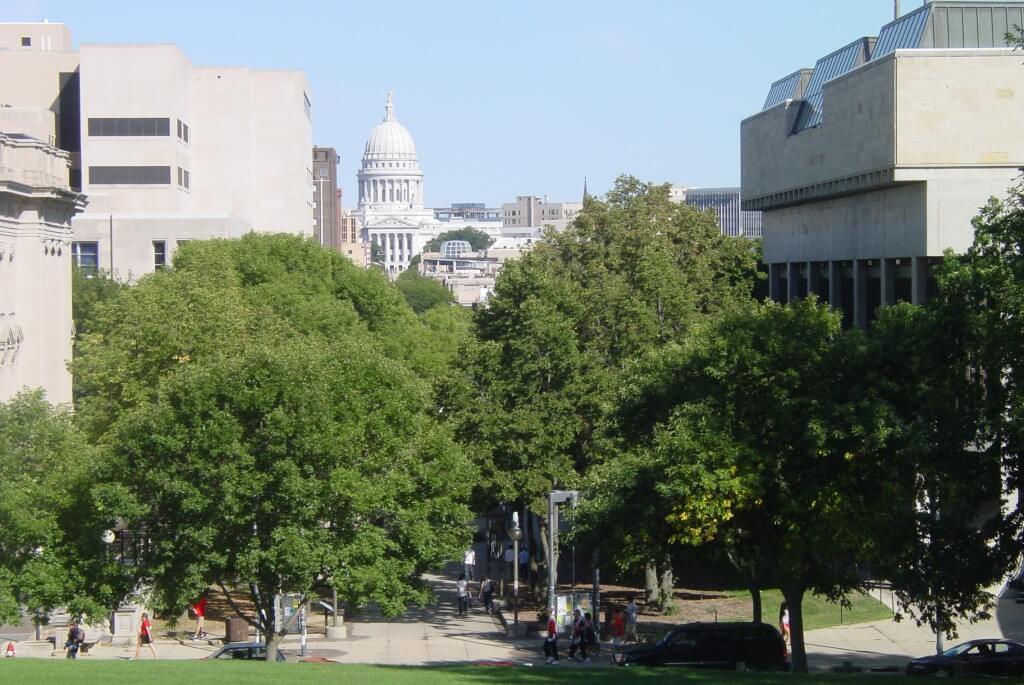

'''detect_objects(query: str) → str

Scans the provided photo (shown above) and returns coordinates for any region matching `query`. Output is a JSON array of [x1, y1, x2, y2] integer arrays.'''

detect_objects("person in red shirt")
[[190, 595, 208, 640], [134, 612, 158, 659], [611, 607, 626, 648], [543, 608, 559, 665]]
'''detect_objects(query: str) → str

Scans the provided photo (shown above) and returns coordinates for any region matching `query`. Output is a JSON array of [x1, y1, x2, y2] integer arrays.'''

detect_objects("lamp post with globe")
[[509, 513, 523, 626]]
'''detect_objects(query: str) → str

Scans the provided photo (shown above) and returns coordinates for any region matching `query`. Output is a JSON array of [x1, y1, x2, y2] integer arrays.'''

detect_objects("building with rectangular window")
[[0, 23, 313, 279], [501, 195, 582, 231], [313, 147, 339, 247], [670, 186, 762, 238], [742, 2, 1024, 327], [0, 110, 85, 404]]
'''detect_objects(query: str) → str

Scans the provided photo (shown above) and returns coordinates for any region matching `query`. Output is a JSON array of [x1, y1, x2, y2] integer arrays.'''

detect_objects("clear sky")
[[4, 0, 910, 207]]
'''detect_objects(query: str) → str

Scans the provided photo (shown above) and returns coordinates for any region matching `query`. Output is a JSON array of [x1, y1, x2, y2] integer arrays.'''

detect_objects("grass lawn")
[[723, 589, 894, 631], [0, 660, 982, 684]]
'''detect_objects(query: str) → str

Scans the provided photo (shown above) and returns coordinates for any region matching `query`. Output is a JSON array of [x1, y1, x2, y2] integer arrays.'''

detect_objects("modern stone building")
[[313, 147, 339, 248], [1, 22, 313, 279], [0, 115, 85, 404], [670, 186, 762, 238], [502, 195, 581, 231], [742, 1, 1024, 326]]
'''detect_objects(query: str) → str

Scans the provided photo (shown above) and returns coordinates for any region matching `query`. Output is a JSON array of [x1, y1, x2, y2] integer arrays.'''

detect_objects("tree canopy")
[[423, 227, 494, 253], [395, 269, 456, 314]]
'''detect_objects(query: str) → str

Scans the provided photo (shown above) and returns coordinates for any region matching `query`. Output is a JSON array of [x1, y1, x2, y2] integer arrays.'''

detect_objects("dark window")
[[57, 72, 81, 153], [177, 167, 191, 190], [177, 119, 182, 138], [72, 242, 99, 271], [21, 36, 31, 47], [183, 169, 190, 189], [68, 168, 82, 192], [87, 118, 171, 136], [153, 241, 166, 269], [89, 166, 171, 185], [182, 123, 188, 143]]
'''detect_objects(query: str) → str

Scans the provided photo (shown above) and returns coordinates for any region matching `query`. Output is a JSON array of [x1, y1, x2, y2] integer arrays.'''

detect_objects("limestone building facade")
[[0, 117, 85, 404], [742, 2, 1024, 327]]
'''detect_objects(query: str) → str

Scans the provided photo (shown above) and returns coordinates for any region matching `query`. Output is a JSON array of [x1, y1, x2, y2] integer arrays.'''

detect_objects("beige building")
[[742, 2, 1024, 327], [336, 205, 367, 267], [502, 195, 581, 231], [0, 23, 313, 278], [0, 114, 85, 404]]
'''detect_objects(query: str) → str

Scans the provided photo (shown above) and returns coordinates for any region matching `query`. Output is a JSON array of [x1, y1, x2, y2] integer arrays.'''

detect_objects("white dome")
[[363, 93, 417, 161]]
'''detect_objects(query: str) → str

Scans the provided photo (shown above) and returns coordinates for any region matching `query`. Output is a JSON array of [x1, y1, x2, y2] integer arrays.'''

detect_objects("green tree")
[[395, 269, 455, 314], [71, 267, 126, 339], [443, 176, 761, 597], [423, 227, 494, 253], [71, 234, 476, 653], [0, 392, 130, 628]]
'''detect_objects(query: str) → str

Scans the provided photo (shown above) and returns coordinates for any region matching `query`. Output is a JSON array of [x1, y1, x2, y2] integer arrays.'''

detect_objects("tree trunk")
[[644, 561, 660, 606], [783, 585, 807, 673], [749, 586, 763, 624], [538, 516, 552, 606], [658, 555, 675, 614]]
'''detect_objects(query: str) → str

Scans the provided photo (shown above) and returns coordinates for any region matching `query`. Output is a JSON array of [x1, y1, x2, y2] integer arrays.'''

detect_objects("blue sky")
[[4, 0, 906, 207]]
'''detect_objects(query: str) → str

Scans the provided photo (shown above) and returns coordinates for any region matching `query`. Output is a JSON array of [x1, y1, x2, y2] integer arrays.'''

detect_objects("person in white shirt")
[[625, 596, 639, 643], [463, 547, 476, 581], [518, 547, 529, 581], [456, 573, 471, 615]]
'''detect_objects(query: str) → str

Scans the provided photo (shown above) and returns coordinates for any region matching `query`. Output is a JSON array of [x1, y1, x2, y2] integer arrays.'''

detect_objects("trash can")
[[225, 617, 248, 643]]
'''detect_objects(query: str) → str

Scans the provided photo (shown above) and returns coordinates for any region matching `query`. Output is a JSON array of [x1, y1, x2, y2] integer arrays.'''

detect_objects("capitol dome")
[[363, 92, 418, 161]]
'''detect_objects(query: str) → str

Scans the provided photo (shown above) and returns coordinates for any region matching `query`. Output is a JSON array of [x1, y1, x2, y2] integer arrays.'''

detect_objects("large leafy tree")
[[395, 269, 455, 314], [72, 234, 475, 652], [423, 227, 494, 252], [443, 176, 760, 594], [0, 392, 133, 627]]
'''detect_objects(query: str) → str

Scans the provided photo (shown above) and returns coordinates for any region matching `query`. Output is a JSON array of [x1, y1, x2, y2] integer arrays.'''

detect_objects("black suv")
[[613, 621, 788, 671]]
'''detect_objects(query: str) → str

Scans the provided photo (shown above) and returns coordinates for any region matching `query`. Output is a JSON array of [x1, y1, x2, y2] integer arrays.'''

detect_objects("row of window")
[[72, 239, 191, 271], [177, 167, 191, 190], [87, 117, 190, 142], [87, 165, 191, 188]]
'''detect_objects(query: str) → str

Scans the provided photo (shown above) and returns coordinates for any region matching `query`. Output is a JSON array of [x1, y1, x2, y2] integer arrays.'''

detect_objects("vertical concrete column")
[[787, 262, 800, 303], [807, 261, 820, 301], [880, 258, 896, 307], [853, 259, 868, 328], [828, 261, 842, 309], [911, 256, 928, 305], [768, 263, 782, 302]]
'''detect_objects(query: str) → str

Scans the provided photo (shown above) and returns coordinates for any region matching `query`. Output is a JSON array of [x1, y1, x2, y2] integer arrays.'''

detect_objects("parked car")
[[205, 640, 286, 662], [906, 639, 1024, 677], [612, 621, 788, 671]]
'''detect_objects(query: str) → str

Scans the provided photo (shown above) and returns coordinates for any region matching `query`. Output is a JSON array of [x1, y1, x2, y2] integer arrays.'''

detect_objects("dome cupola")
[[362, 91, 418, 161]]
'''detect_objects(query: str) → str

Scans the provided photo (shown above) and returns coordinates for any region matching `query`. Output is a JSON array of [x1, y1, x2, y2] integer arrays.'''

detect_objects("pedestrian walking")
[[478, 576, 494, 613], [625, 596, 639, 644], [584, 611, 599, 655], [518, 546, 529, 581], [779, 602, 791, 653], [455, 573, 471, 615], [543, 608, 560, 665], [567, 609, 589, 661], [64, 621, 84, 659], [463, 547, 476, 581], [134, 612, 158, 659], [611, 607, 626, 648], [190, 594, 208, 640]]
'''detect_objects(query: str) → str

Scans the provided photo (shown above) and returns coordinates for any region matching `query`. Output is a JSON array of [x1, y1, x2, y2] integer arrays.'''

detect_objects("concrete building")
[[742, 1, 1024, 327], [434, 203, 503, 223], [0, 114, 85, 404], [0, 23, 313, 279], [336, 205, 367, 267], [502, 195, 581, 231], [418, 235, 536, 307], [670, 186, 763, 238], [313, 147, 339, 247]]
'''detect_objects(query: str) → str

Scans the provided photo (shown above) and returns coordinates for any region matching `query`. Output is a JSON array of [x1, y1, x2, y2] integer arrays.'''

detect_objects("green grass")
[[0, 661, 983, 684], [723, 589, 894, 631]]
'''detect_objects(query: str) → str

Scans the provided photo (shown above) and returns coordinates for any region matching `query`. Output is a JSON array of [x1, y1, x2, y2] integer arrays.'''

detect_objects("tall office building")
[[1, 23, 313, 278], [670, 186, 762, 238], [742, 1, 1024, 327], [313, 147, 339, 247]]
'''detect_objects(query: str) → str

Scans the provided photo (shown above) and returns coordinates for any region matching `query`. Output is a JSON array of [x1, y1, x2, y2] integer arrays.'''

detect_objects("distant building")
[[670, 186, 762, 238], [434, 203, 502, 223], [741, 1, 1024, 327], [0, 117, 85, 404], [336, 205, 367, 267], [502, 195, 581, 231], [313, 147, 339, 247], [0, 22, 313, 279], [419, 236, 536, 307]]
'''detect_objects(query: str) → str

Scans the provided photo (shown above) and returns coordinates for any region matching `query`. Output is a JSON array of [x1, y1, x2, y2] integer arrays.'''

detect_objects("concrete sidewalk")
[[804, 594, 1024, 672]]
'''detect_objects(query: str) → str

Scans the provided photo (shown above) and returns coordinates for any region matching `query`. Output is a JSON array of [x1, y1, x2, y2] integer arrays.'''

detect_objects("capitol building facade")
[[353, 92, 449, 276]]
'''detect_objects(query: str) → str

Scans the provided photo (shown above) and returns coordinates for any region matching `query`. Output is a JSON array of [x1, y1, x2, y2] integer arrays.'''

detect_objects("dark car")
[[906, 639, 1024, 677], [206, 640, 286, 662], [613, 621, 788, 671]]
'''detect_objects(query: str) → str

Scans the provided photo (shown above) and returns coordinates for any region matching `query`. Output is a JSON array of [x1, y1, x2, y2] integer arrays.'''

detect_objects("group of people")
[[543, 597, 640, 666], [455, 572, 496, 615]]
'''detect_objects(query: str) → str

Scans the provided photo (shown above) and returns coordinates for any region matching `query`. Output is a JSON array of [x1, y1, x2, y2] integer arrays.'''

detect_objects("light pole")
[[509, 513, 523, 626], [547, 489, 579, 613]]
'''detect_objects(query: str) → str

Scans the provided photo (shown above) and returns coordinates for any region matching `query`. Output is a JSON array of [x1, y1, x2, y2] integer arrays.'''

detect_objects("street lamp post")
[[510, 513, 523, 626]]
